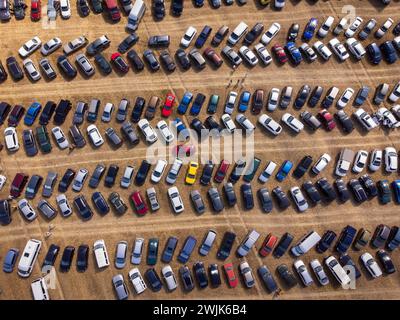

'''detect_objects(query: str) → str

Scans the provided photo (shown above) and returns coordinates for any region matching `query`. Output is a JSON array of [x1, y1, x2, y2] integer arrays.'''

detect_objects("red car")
[[130, 191, 148, 215], [31, 0, 41, 21], [10, 173, 29, 198], [161, 93, 175, 117], [223, 263, 238, 288], [173, 144, 195, 157], [259, 233, 278, 257], [272, 44, 288, 64], [214, 159, 230, 183], [318, 109, 336, 131], [111, 53, 129, 73]]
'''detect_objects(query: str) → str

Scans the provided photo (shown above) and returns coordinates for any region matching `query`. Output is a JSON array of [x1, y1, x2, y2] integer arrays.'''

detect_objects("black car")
[[94, 53, 112, 74], [205, 116, 222, 133], [175, 49, 191, 70], [171, 0, 183, 16], [371, 224, 390, 248], [131, 96, 145, 122], [377, 180, 391, 205], [200, 161, 214, 185], [25, 175, 43, 199], [241, 183, 254, 210], [105, 127, 123, 148], [394, 21, 400, 36], [42, 244, 60, 268], [190, 93, 206, 116], [244, 22, 264, 45], [152, 0, 165, 20], [277, 264, 298, 289], [104, 165, 119, 187], [348, 179, 368, 203], [335, 110, 354, 133], [0, 200, 11, 225], [111, 53, 129, 73], [294, 85, 311, 109], [217, 231, 236, 260], [293, 155, 313, 179], [73, 195, 93, 220], [316, 178, 336, 201], [273, 232, 294, 258], [143, 49, 160, 71], [377, 249, 396, 274], [0, 60, 7, 82], [380, 41, 398, 64], [339, 254, 361, 279], [258, 188, 273, 213], [366, 43, 382, 65], [39, 101, 56, 125], [308, 86, 323, 107], [77, 0, 90, 16], [76, 244, 89, 272], [223, 182, 237, 206], [58, 168, 76, 192], [359, 174, 378, 197], [229, 159, 246, 183], [8, 105, 25, 127], [108, 192, 128, 215], [89, 164, 106, 188], [135, 160, 151, 186], [60, 246, 75, 272], [316, 230, 337, 253], [148, 35, 170, 47], [57, 55, 77, 78], [302, 181, 321, 204], [91, 191, 110, 215], [191, 118, 207, 139], [193, 262, 208, 288], [335, 178, 350, 203], [208, 264, 221, 287], [160, 50, 176, 72], [69, 125, 86, 148], [258, 265, 278, 293], [6, 57, 24, 81], [179, 266, 195, 292], [272, 186, 290, 210], [118, 34, 139, 54], [53, 99, 71, 125], [0, 102, 11, 125], [127, 49, 144, 71], [287, 23, 300, 41], [121, 121, 139, 145], [22, 129, 38, 157], [145, 268, 163, 292]]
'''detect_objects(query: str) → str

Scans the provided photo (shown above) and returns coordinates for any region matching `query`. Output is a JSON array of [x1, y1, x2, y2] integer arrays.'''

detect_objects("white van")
[[18, 239, 42, 278], [31, 278, 50, 300], [325, 256, 351, 286], [94, 239, 110, 268], [228, 22, 248, 45], [290, 231, 321, 257], [126, 0, 146, 32]]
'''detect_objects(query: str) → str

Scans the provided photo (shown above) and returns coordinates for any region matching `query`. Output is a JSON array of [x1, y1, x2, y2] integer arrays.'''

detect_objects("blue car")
[[392, 180, 400, 203], [380, 41, 398, 64], [335, 225, 357, 254], [161, 236, 178, 263], [174, 117, 190, 140], [238, 91, 251, 112], [189, 93, 206, 116], [177, 92, 193, 114], [366, 43, 382, 65], [3, 248, 19, 273], [276, 160, 293, 182], [195, 25, 212, 49], [24, 102, 42, 126], [302, 18, 318, 41], [285, 42, 302, 65], [177, 235, 197, 263]]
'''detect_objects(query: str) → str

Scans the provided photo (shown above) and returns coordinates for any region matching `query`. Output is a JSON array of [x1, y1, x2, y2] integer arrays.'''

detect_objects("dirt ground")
[[1, 0, 400, 300]]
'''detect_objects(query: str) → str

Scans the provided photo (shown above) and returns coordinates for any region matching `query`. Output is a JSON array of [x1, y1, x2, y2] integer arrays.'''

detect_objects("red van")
[[10, 173, 29, 198], [105, 0, 121, 22]]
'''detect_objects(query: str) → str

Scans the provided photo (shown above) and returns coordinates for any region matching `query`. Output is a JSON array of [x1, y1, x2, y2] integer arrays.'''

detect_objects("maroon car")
[[8, 105, 25, 127], [131, 191, 148, 216], [10, 173, 29, 198], [318, 109, 336, 131], [204, 47, 223, 68], [214, 160, 230, 183], [272, 44, 288, 64]]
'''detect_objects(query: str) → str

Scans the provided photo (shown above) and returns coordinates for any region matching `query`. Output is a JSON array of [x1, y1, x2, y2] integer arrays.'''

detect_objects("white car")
[[181, 26, 197, 48], [76, 54, 95, 77], [352, 150, 368, 173], [147, 187, 160, 211], [131, 238, 144, 264], [18, 36, 41, 57], [261, 22, 281, 45], [101, 103, 114, 122], [224, 91, 238, 114], [128, 268, 147, 294], [168, 186, 184, 213], [151, 159, 167, 183], [258, 114, 282, 136], [221, 114, 236, 133], [354, 108, 378, 131], [281, 113, 304, 133], [336, 88, 354, 109], [384, 147, 398, 172], [258, 161, 277, 183], [313, 41, 332, 60], [310, 259, 329, 286], [120, 165, 134, 188], [312, 153, 331, 174], [0, 175, 6, 191], [166, 158, 183, 184], [156, 120, 174, 143], [18, 199, 37, 221], [51, 126, 69, 149], [375, 107, 400, 129], [274, 0, 285, 8], [299, 43, 317, 62], [239, 46, 258, 66], [235, 114, 255, 133], [72, 168, 88, 192], [369, 149, 382, 172], [239, 262, 255, 288], [162, 265, 178, 291], [23, 59, 41, 82], [60, 0, 71, 19], [41, 37, 62, 55], [267, 88, 280, 111], [56, 194, 72, 217], [388, 82, 400, 103], [375, 18, 393, 38], [329, 38, 349, 61], [361, 252, 382, 278], [318, 16, 334, 38], [290, 186, 308, 212], [333, 17, 348, 35], [87, 124, 104, 147], [254, 43, 272, 65], [93, 239, 110, 269], [345, 16, 363, 37], [138, 119, 158, 144], [346, 38, 366, 60], [237, 230, 260, 257], [63, 36, 88, 55], [294, 260, 313, 287], [4, 127, 19, 151]]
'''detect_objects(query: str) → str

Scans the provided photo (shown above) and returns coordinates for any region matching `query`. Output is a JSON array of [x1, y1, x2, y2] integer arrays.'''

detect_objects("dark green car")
[[36, 125, 52, 153], [91, 0, 103, 13], [147, 238, 159, 265]]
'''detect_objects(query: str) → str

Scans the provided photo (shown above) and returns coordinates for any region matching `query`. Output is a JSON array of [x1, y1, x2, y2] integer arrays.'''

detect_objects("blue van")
[[276, 160, 293, 182], [177, 236, 197, 263]]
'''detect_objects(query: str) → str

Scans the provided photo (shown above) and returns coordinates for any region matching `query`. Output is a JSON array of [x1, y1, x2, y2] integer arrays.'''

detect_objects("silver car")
[[190, 190, 205, 214], [131, 238, 144, 265], [115, 241, 128, 269], [23, 59, 41, 81], [75, 54, 95, 76], [56, 194, 72, 217], [310, 259, 329, 286], [18, 199, 37, 221], [37, 199, 57, 220], [72, 168, 89, 192], [240, 261, 255, 288], [39, 58, 57, 79], [112, 274, 129, 300], [294, 260, 314, 286], [146, 187, 160, 211], [42, 172, 57, 198]]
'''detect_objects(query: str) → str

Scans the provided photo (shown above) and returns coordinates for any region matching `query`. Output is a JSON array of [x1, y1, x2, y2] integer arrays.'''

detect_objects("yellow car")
[[260, 0, 270, 5], [185, 161, 199, 185]]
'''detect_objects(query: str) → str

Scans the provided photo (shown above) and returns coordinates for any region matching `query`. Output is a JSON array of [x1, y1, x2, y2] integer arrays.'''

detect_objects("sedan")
[[239, 46, 258, 66], [19, 36, 42, 58], [51, 127, 69, 149], [87, 124, 104, 147], [75, 54, 95, 77], [23, 59, 41, 81], [41, 37, 62, 56], [111, 53, 129, 73]]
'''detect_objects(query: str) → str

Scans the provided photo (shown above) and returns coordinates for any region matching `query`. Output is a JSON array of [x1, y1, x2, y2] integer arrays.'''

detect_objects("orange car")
[[223, 263, 238, 288], [259, 233, 278, 257]]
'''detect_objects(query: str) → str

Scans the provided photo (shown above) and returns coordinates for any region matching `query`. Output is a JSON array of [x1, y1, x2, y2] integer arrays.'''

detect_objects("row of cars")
[[4, 223, 400, 299]]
